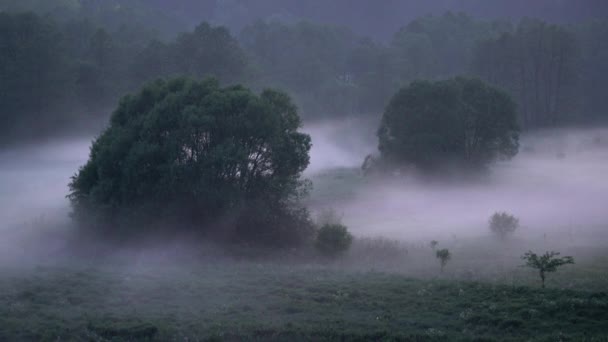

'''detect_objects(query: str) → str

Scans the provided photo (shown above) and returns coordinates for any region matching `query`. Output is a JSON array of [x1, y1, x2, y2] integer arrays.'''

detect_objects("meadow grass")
[[1, 166, 607, 341], [1, 257, 607, 341]]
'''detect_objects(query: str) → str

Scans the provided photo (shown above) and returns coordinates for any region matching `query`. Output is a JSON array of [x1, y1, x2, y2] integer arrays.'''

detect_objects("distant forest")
[[1, 0, 607, 144]]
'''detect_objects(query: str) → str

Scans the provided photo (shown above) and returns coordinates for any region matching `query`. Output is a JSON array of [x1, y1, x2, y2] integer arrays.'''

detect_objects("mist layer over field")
[[1, 125, 607, 247], [0, 140, 89, 228], [306, 124, 608, 243]]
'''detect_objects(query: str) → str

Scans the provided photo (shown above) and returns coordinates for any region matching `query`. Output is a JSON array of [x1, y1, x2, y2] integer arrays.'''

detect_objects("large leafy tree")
[[377, 77, 519, 169], [69, 78, 312, 246]]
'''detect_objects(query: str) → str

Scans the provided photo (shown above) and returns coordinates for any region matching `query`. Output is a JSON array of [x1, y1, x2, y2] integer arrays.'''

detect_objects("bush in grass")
[[522, 251, 574, 288], [315, 223, 353, 257], [436, 248, 451, 273]]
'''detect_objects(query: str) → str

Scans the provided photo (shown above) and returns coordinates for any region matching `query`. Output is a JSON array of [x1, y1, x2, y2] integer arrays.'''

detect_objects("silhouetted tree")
[[0, 12, 71, 142], [378, 77, 519, 170], [522, 251, 574, 288], [489, 212, 520, 240], [315, 223, 353, 257], [391, 12, 507, 82], [473, 19, 580, 128], [576, 19, 608, 123], [436, 248, 451, 273]]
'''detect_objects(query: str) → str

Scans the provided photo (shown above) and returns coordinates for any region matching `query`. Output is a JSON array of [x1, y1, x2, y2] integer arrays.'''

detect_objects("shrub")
[[315, 224, 353, 257], [489, 212, 520, 239], [436, 248, 451, 273], [522, 251, 575, 288]]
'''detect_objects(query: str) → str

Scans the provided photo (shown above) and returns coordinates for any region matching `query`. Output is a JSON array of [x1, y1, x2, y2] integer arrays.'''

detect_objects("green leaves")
[[69, 77, 312, 245], [473, 19, 580, 128], [378, 77, 519, 170], [315, 224, 354, 257]]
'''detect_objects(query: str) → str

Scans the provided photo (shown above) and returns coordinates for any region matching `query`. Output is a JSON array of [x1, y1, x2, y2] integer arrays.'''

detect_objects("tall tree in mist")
[[576, 19, 608, 122], [473, 19, 580, 128], [240, 20, 396, 118], [377, 77, 519, 170], [69, 78, 313, 246], [391, 12, 508, 82], [0, 12, 71, 143], [133, 22, 249, 85]]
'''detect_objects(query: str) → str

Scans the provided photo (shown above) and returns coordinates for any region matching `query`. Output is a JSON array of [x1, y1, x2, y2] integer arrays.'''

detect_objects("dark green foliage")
[[391, 12, 508, 81], [436, 248, 451, 272], [473, 19, 580, 128], [522, 251, 575, 288], [0, 11, 249, 146], [576, 19, 608, 123], [2, 8, 607, 145], [68, 77, 312, 246], [489, 212, 520, 240], [0, 0, 187, 39], [315, 224, 353, 257], [0, 12, 71, 142], [133, 22, 249, 85], [378, 77, 519, 170], [0, 11, 157, 145], [240, 20, 397, 118]]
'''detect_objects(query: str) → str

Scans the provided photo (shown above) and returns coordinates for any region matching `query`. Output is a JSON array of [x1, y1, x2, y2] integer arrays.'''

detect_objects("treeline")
[[5, 0, 606, 40], [1, 10, 607, 144]]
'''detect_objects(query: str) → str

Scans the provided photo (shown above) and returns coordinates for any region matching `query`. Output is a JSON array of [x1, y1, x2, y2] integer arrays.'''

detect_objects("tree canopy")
[[473, 19, 580, 127], [68, 78, 312, 246], [377, 77, 519, 170], [1, 9, 607, 146]]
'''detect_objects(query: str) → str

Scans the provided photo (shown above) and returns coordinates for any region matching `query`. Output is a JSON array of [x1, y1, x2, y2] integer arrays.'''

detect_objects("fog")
[[305, 125, 608, 244], [2, 125, 607, 250], [0, 140, 89, 228]]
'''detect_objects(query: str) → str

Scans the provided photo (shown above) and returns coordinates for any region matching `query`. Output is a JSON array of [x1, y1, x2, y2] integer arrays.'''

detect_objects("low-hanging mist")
[[1, 124, 607, 248], [306, 124, 608, 244]]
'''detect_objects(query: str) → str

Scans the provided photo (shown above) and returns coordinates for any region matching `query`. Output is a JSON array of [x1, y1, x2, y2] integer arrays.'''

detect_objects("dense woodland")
[[1, 1, 607, 145]]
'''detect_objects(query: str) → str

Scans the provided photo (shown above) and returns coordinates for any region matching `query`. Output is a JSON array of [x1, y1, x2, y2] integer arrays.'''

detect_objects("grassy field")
[[1, 255, 607, 342], [1, 166, 607, 341]]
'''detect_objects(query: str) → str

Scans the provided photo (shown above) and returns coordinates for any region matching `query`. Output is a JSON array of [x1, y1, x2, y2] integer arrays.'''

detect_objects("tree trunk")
[[540, 270, 545, 289]]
